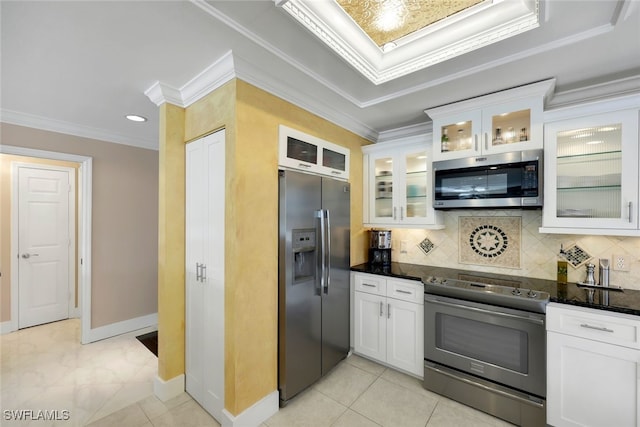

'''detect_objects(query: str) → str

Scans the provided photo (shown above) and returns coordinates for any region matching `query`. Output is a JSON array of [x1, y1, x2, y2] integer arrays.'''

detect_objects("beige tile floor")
[[1, 319, 513, 426]]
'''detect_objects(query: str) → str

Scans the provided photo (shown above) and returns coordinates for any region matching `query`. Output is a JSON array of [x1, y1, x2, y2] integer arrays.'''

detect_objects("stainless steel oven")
[[424, 293, 547, 427]]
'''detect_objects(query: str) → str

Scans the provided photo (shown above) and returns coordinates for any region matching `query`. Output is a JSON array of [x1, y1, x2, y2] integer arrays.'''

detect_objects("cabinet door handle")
[[362, 283, 376, 288], [379, 301, 384, 317], [201, 264, 207, 283], [629, 202, 633, 223], [298, 163, 311, 168], [393, 207, 397, 220], [580, 323, 614, 333], [395, 289, 412, 295], [387, 303, 391, 319], [400, 207, 404, 220], [484, 132, 489, 150], [474, 134, 478, 151], [196, 263, 202, 282]]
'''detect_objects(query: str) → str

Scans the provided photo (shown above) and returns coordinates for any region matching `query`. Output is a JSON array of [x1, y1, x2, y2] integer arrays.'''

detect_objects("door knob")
[[21, 253, 38, 259]]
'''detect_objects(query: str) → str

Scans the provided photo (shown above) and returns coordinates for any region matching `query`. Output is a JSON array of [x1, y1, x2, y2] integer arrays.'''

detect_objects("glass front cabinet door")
[[364, 138, 443, 228], [279, 124, 350, 179], [428, 79, 554, 162], [542, 109, 639, 233]]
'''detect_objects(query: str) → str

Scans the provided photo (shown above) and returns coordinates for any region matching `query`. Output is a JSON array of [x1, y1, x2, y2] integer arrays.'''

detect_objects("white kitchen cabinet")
[[362, 136, 443, 228], [353, 272, 424, 376], [540, 108, 640, 236], [278, 124, 350, 180], [185, 130, 225, 421], [426, 79, 555, 161], [546, 303, 640, 427]]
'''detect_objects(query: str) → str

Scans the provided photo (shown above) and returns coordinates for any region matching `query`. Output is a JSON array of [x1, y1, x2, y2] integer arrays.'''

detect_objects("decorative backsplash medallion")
[[559, 244, 593, 268], [419, 237, 435, 256], [459, 216, 521, 268]]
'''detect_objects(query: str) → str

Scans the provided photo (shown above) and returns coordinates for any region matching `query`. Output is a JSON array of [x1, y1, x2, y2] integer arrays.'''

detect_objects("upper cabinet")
[[426, 79, 555, 161], [279, 125, 350, 180], [540, 107, 640, 235], [363, 136, 443, 228]]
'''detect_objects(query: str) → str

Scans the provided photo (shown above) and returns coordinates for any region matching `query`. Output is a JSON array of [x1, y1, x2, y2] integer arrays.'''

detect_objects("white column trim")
[[221, 390, 279, 427], [154, 374, 186, 402]]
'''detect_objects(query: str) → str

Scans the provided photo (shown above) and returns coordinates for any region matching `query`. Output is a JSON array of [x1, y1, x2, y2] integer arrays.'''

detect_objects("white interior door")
[[17, 165, 73, 329]]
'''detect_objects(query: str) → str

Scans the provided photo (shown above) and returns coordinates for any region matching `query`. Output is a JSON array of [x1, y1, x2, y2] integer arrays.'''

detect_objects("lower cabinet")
[[546, 303, 640, 427], [353, 273, 424, 376]]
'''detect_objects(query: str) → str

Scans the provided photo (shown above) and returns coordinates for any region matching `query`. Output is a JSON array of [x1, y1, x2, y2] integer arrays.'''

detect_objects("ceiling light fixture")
[[126, 114, 147, 122], [586, 140, 604, 145], [374, 1, 405, 32], [382, 42, 397, 52]]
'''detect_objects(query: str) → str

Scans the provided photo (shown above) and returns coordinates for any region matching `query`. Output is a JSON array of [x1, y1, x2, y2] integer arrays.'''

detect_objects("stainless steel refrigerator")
[[278, 169, 350, 406]]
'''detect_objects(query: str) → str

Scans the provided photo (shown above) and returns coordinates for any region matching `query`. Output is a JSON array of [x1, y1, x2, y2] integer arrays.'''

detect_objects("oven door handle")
[[424, 295, 545, 325]]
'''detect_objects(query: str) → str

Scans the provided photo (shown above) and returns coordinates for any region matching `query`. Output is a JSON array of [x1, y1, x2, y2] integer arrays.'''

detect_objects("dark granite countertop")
[[351, 262, 640, 317]]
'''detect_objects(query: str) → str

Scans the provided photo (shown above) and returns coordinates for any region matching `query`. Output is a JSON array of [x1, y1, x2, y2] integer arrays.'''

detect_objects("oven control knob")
[[511, 288, 522, 296], [527, 290, 538, 298]]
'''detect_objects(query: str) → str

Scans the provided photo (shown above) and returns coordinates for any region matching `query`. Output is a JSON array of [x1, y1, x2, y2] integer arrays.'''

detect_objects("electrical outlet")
[[400, 240, 408, 254], [613, 254, 629, 271]]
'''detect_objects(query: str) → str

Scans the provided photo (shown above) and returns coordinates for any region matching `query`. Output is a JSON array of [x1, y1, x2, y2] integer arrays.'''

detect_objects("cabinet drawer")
[[547, 303, 640, 349], [354, 273, 386, 296], [386, 279, 423, 304]]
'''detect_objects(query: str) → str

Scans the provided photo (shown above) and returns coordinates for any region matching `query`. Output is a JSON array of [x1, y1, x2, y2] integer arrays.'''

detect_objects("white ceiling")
[[2, 0, 639, 150]]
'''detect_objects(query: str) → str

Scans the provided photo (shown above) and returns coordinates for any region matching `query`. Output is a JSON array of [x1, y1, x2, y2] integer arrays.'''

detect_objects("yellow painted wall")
[[157, 78, 369, 416], [157, 102, 187, 381]]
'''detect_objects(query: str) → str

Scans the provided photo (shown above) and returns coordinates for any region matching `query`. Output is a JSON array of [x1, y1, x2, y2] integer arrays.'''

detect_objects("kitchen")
[[2, 1, 640, 427], [280, 78, 640, 426]]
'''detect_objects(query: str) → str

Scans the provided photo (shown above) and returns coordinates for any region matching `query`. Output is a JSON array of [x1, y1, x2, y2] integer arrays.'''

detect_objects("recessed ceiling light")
[[126, 114, 147, 122]]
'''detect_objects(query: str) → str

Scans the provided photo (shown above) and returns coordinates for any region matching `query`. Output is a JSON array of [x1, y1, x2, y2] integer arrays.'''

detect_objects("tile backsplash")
[[388, 210, 640, 291]]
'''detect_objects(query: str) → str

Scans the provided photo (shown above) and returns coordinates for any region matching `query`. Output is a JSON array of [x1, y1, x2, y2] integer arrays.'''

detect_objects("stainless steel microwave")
[[433, 149, 543, 209]]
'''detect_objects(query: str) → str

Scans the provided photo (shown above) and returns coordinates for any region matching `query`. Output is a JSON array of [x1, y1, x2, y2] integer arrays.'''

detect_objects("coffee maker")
[[369, 230, 392, 266]]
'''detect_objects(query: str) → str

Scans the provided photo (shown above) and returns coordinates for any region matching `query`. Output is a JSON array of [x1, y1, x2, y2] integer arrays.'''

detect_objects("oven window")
[[435, 313, 528, 374]]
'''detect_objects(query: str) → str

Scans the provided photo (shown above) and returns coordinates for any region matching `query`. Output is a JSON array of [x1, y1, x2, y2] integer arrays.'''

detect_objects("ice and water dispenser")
[[292, 229, 316, 283]]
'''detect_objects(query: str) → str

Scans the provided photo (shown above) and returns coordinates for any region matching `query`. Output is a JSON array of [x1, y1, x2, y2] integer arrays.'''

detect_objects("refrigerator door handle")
[[315, 209, 326, 296], [324, 209, 331, 295]]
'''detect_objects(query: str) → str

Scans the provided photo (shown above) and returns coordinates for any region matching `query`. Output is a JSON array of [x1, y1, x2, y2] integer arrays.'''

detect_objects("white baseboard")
[[82, 312, 158, 344], [154, 374, 185, 402], [221, 390, 279, 427], [0, 320, 17, 335]]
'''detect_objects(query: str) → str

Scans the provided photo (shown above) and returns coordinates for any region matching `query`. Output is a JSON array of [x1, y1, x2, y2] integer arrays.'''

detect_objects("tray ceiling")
[[280, 0, 540, 84]]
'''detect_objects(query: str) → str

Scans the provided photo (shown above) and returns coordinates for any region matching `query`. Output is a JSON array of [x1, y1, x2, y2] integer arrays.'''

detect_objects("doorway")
[[1, 145, 93, 343]]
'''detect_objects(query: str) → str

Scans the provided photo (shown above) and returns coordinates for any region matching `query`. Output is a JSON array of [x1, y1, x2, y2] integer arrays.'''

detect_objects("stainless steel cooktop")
[[423, 275, 550, 314]]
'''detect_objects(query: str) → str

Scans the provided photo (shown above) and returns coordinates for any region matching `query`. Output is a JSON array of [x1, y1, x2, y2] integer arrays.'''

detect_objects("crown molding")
[[143, 47, 378, 142], [144, 51, 236, 108], [144, 82, 183, 107], [232, 53, 378, 142], [547, 74, 640, 111], [376, 122, 432, 144], [0, 109, 158, 150]]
